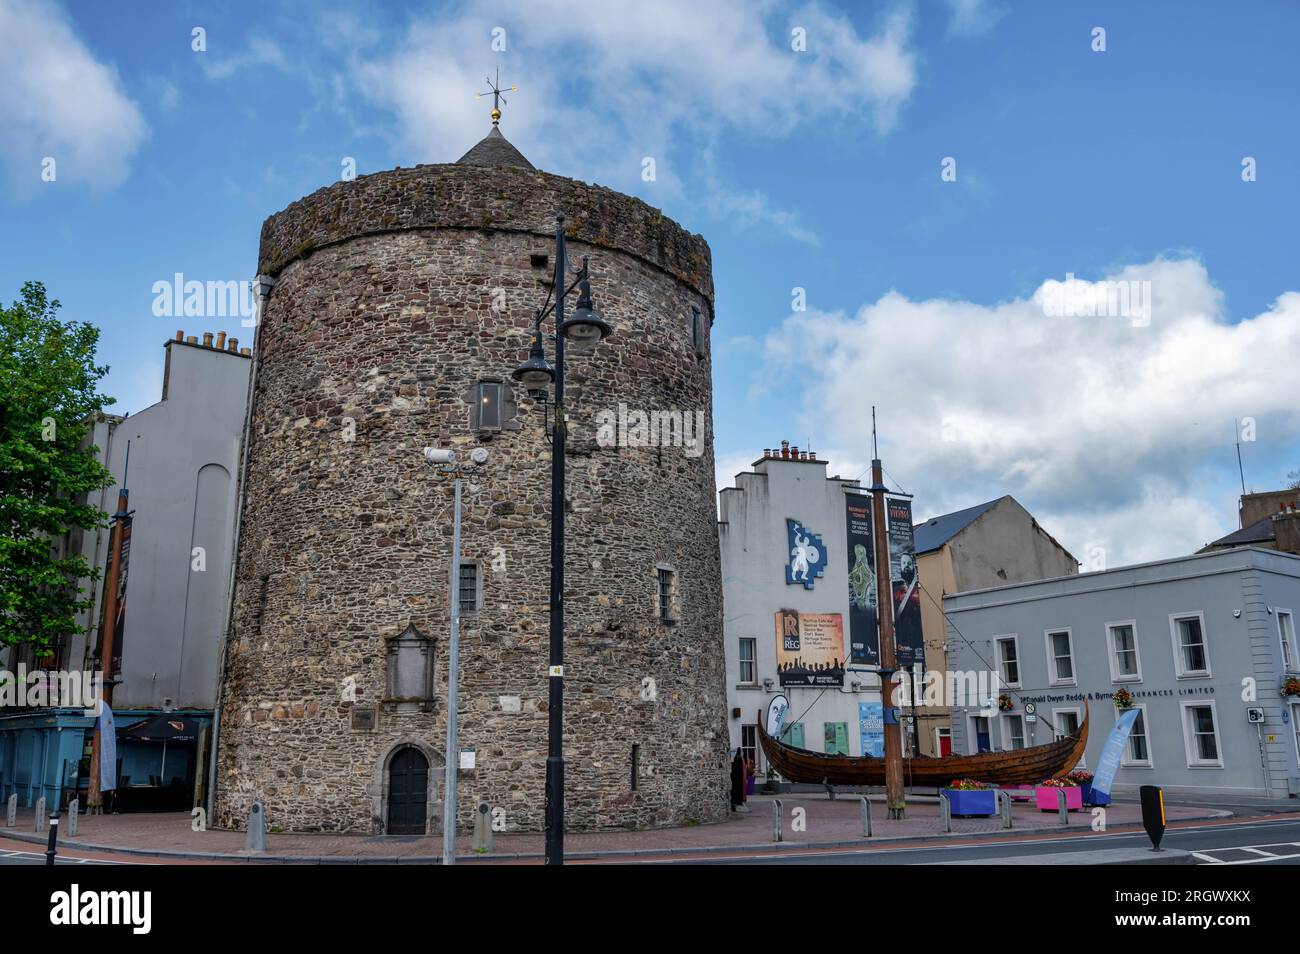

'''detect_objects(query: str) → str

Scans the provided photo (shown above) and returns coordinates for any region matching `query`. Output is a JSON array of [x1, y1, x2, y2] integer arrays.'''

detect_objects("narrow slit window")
[[478, 381, 502, 430]]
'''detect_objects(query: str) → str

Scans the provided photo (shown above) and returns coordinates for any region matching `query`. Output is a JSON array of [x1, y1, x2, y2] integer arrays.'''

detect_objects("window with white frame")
[[1003, 714, 1025, 750], [1181, 702, 1222, 767], [1122, 704, 1152, 767], [738, 637, 756, 685], [995, 635, 1020, 687], [1046, 628, 1075, 685], [1278, 609, 1297, 672], [1170, 613, 1211, 677], [1292, 701, 1300, 769], [1107, 621, 1142, 682]]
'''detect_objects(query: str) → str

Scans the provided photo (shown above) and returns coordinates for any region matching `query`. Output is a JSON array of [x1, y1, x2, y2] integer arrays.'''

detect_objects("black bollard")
[[44, 810, 59, 866], [1139, 785, 1165, 851]]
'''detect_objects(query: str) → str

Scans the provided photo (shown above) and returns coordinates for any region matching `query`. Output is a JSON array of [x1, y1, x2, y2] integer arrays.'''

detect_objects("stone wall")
[[214, 161, 729, 834]]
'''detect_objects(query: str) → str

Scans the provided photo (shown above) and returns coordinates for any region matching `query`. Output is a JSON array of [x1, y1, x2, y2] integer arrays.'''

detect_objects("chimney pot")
[[763, 448, 771, 459], [228, 337, 239, 352], [216, 331, 227, 350], [186, 335, 198, 344], [202, 332, 214, 348], [809, 451, 817, 461], [175, 330, 184, 341], [239, 347, 251, 356]]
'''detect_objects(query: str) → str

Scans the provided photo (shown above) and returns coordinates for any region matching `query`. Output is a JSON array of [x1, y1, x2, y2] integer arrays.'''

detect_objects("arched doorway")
[[386, 747, 429, 834]]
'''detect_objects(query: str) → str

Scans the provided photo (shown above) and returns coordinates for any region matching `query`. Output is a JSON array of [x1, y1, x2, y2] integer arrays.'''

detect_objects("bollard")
[[472, 802, 494, 854], [34, 797, 46, 833], [4, 794, 15, 827], [45, 810, 59, 866], [939, 791, 951, 833], [1139, 785, 1166, 851], [998, 790, 1013, 829], [858, 795, 872, 838], [244, 802, 267, 852], [1057, 788, 1069, 826], [67, 798, 78, 837], [771, 798, 783, 843]]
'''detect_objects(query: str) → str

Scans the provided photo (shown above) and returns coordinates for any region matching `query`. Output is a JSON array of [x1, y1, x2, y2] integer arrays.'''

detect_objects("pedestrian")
[[730, 748, 748, 811]]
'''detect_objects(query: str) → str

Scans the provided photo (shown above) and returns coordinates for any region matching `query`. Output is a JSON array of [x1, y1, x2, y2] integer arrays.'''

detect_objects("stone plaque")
[[351, 707, 377, 731], [498, 695, 521, 713]]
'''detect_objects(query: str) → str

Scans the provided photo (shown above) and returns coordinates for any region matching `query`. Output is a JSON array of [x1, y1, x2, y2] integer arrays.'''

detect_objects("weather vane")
[[477, 66, 518, 126]]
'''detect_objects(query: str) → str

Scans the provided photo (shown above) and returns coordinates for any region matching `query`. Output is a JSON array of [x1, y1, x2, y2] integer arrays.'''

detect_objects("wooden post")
[[871, 458, 905, 818], [88, 487, 129, 811]]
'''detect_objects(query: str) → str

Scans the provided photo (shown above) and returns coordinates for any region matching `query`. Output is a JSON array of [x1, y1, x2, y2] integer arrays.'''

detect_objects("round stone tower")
[[212, 123, 728, 834]]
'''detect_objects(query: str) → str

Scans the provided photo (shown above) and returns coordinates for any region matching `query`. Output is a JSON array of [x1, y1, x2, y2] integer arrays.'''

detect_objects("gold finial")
[[476, 66, 517, 126]]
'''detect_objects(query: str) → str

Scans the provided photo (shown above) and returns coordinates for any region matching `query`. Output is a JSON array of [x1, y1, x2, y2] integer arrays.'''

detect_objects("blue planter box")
[[943, 788, 997, 817], [1080, 782, 1111, 806]]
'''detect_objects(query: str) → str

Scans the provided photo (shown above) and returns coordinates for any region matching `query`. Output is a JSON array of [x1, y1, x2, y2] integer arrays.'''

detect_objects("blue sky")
[[3, 0, 1298, 566]]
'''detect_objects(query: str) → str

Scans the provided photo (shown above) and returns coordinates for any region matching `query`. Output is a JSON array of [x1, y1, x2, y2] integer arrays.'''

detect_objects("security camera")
[[423, 447, 455, 464]]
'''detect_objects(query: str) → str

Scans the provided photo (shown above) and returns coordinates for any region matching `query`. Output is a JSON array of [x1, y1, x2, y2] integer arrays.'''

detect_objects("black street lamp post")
[[512, 214, 611, 866]]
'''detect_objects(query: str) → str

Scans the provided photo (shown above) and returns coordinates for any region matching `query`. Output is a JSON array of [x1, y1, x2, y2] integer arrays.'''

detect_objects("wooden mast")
[[870, 408, 905, 818], [87, 445, 131, 811]]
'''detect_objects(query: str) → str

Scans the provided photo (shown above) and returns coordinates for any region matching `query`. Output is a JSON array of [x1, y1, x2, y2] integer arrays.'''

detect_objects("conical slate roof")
[[455, 126, 534, 170]]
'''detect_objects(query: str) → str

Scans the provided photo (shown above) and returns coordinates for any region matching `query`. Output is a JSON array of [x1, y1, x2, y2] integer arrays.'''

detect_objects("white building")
[[0, 329, 250, 812], [946, 546, 1300, 800], [719, 445, 887, 774]]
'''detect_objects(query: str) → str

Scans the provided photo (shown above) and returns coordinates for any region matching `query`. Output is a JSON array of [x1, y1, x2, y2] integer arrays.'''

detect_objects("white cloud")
[[200, 35, 290, 80], [0, 0, 147, 190], [942, 0, 1009, 38], [350, 1, 918, 187], [757, 258, 1300, 566]]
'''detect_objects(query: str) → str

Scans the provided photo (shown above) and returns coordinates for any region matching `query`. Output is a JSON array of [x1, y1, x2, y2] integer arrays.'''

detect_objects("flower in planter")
[[997, 694, 1014, 712], [947, 778, 989, 790], [1283, 676, 1300, 698], [1039, 776, 1079, 787], [1113, 687, 1134, 709], [1066, 770, 1094, 785]]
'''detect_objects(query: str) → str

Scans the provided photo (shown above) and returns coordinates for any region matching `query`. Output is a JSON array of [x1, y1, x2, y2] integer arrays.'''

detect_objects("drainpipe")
[[206, 273, 275, 824]]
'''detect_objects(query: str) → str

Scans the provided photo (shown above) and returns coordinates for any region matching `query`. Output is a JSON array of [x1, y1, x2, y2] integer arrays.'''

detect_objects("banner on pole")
[[886, 498, 924, 670], [845, 495, 879, 667]]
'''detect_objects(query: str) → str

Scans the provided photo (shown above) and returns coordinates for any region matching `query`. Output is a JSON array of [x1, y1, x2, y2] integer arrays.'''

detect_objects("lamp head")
[[511, 330, 555, 389], [558, 277, 611, 352]]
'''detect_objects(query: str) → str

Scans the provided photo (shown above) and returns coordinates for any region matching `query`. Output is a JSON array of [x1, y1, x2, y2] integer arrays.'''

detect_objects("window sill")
[[1048, 679, 1077, 688], [735, 684, 763, 691], [1175, 671, 1212, 680], [1111, 675, 1143, 683], [1121, 762, 1154, 770]]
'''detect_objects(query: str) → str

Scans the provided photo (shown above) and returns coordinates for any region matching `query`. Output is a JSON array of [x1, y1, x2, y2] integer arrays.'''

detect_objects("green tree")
[[0, 282, 115, 649]]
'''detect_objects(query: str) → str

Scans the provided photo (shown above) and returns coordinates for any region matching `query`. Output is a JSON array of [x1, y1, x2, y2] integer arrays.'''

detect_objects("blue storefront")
[[0, 708, 212, 812]]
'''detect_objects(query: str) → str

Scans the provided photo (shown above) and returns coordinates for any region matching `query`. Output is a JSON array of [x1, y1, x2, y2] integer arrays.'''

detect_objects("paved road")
[[634, 817, 1300, 865], [0, 848, 126, 865]]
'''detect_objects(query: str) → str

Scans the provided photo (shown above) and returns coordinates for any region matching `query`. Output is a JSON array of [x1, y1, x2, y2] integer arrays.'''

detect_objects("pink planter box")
[[1035, 785, 1083, 811], [1004, 785, 1035, 802]]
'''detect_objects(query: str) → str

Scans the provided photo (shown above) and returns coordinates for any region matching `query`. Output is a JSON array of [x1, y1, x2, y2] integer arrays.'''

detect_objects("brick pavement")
[[0, 794, 1232, 862]]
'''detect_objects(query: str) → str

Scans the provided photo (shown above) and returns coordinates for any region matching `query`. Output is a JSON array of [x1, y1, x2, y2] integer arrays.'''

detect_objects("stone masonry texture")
[[214, 155, 729, 835]]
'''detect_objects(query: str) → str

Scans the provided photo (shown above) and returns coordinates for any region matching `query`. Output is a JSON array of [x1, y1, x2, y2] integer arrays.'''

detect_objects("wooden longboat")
[[757, 701, 1088, 787]]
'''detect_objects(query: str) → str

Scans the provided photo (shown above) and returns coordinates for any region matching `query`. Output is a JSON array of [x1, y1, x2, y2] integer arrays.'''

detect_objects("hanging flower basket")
[[1282, 676, 1300, 698], [997, 694, 1014, 712], [1113, 687, 1134, 710]]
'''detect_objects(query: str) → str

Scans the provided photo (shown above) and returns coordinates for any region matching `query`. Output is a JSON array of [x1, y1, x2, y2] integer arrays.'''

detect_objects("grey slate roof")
[[456, 126, 534, 169], [912, 497, 1003, 554], [1205, 515, 1275, 548]]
